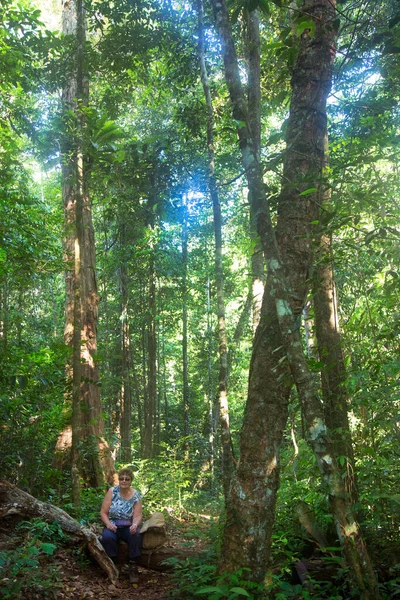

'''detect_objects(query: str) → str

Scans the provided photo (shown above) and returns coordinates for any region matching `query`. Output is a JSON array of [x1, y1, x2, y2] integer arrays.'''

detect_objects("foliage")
[[0, 519, 61, 599], [167, 555, 265, 600], [0, 0, 399, 593]]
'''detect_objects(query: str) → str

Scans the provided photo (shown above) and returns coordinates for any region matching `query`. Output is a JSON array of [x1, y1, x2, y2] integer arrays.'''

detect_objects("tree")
[[60, 0, 114, 493], [196, 0, 235, 499], [211, 0, 378, 594]]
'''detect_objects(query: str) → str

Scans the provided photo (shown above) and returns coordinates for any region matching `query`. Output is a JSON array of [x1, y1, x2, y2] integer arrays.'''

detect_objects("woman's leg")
[[118, 526, 142, 561], [101, 528, 119, 559]]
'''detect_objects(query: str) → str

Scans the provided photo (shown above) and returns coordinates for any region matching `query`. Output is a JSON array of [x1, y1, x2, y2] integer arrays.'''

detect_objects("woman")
[[100, 468, 142, 583]]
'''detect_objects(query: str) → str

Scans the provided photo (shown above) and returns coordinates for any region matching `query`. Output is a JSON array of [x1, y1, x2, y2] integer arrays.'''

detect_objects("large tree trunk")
[[212, 1, 378, 595], [60, 0, 114, 488], [197, 0, 234, 501]]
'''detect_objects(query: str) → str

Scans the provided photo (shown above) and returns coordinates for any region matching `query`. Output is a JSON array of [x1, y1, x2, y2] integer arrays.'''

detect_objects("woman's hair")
[[118, 467, 134, 480]]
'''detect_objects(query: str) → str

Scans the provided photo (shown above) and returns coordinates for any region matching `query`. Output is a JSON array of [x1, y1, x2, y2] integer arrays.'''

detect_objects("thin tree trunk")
[[141, 317, 151, 456], [227, 288, 252, 379], [156, 308, 161, 451], [246, 8, 264, 332], [206, 277, 215, 489], [132, 359, 144, 453], [197, 0, 234, 499], [119, 223, 132, 464], [182, 199, 190, 451], [313, 233, 357, 501], [160, 322, 169, 435], [1, 279, 8, 353], [148, 257, 157, 456], [212, 0, 378, 595]]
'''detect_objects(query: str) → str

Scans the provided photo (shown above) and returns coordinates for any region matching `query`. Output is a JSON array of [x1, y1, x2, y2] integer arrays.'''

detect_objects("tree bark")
[[60, 0, 115, 488], [206, 277, 216, 488], [197, 0, 234, 501], [143, 178, 158, 459], [212, 1, 379, 595], [246, 8, 265, 332], [313, 233, 357, 501], [119, 222, 132, 464], [227, 288, 252, 380]]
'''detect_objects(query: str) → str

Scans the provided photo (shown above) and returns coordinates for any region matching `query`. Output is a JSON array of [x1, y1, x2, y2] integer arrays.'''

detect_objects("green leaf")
[[230, 587, 251, 597], [279, 581, 294, 591], [40, 542, 56, 555], [299, 187, 317, 196], [196, 586, 224, 595], [295, 18, 316, 38]]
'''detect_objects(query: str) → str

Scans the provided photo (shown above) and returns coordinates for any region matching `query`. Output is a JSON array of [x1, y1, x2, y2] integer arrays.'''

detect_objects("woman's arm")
[[129, 500, 142, 534], [100, 488, 117, 532]]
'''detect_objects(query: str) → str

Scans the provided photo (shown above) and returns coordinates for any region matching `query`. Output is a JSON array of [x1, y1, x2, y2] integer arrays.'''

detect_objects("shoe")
[[129, 562, 139, 584]]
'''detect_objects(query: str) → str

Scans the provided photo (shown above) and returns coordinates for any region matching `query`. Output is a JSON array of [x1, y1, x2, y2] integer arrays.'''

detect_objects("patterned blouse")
[[109, 486, 142, 524]]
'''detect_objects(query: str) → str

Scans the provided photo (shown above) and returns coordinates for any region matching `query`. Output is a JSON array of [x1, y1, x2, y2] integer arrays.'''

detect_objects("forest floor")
[[0, 513, 213, 600]]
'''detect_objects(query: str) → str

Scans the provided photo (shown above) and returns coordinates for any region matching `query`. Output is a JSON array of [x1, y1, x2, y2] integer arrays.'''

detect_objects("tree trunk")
[[227, 288, 252, 380], [0, 281, 7, 353], [246, 8, 264, 332], [143, 182, 157, 458], [197, 0, 234, 500], [60, 0, 114, 488], [182, 199, 190, 452], [119, 222, 132, 464], [212, 1, 379, 595], [206, 277, 216, 488], [141, 317, 151, 456], [313, 233, 357, 501]]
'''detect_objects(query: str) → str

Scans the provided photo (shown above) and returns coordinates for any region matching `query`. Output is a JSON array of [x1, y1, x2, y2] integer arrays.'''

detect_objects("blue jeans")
[[101, 525, 142, 561]]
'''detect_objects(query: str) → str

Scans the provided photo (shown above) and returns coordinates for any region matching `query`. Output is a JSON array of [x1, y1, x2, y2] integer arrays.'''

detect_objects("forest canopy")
[[0, 0, 399, 598]]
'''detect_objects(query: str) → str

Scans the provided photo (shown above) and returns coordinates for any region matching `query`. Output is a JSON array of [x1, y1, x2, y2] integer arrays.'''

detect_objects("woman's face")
[[118, 474, 132, 489]]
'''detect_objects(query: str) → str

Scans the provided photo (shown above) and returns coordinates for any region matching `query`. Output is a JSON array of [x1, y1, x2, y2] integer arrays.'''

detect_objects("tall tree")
[[143, 159, 158, 458], [196, 0, 234, 499], [60, 0, 114, 489], [245, 8, 265, 332], [211, 0, 378, 594], [181, 197, 190, 450], [119, 220, 133, 464]]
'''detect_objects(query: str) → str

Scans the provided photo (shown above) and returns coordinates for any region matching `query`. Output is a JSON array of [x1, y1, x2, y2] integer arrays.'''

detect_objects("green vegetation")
[[0, 0, 399, 597]]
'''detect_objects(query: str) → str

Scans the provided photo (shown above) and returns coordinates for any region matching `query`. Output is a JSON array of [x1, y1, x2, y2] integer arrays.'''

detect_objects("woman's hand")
[[107, 523, 117, 533], [129, 523, 138, 534]]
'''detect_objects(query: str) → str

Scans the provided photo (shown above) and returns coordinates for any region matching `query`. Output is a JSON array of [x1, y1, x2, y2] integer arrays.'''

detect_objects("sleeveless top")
[[108, 486, 142, 524]]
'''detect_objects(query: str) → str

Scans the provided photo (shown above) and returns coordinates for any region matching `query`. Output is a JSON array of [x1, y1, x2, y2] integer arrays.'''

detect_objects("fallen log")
[[0, 481, 118, 584]]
